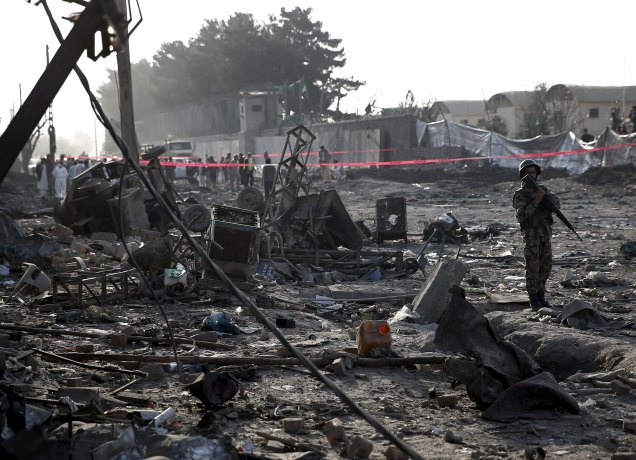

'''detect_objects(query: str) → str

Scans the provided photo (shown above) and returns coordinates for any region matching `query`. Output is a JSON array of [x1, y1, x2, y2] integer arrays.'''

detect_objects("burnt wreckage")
[[54, 149, 182, 236], [1, 2, 602, 458], [0, 2, 425, 457], [51, 125, 404, 284]]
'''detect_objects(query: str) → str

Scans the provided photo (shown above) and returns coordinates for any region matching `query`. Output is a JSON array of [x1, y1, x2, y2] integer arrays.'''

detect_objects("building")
[[486, 91, 534, 138], [546, 85, 636, 137], [238, 91, 282, 133], [135, 84, 636, 167], [488, 85, 636, 139], [433, 100, 487, 127]]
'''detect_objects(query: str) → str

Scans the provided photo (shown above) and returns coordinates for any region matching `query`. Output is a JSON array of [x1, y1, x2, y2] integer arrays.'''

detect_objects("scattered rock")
[[346, 435, 373, 459], [324, 418, 346, 444], [437, 394, 459, 408], [281, 417, 304, 434]]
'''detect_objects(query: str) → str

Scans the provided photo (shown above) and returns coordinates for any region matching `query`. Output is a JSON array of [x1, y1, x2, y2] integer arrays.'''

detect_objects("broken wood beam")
[[0, 323, 233, 350], [55, 352, 447, 367], [255, 430, 325, 455], [107, 377, 144, 397], [34, 348, 146, 377]]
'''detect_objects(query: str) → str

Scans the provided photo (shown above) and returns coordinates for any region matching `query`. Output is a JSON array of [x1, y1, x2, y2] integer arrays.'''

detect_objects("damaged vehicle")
[[53, 147, 183, 236]]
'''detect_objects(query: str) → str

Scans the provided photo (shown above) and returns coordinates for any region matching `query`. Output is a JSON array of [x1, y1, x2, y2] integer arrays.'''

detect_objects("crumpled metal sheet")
[[435, 292, 540, 384], [0, 386, 52, 441], [558, 299, 609, 330], [0, 212, 57, 265], [481, 372, 580, 421], [435, 292, 541, 407]]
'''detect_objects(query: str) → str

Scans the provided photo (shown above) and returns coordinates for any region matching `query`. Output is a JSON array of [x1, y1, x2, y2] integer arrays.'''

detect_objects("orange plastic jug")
[[356, 320, 392, 356]]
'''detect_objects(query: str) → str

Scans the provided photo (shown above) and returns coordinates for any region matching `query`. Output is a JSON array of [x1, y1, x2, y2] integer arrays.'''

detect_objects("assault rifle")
[[521, 174, 583, 241]]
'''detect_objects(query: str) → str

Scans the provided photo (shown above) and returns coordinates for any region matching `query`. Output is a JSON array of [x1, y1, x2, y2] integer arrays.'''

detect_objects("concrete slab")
[[411, 258, 468, 324]]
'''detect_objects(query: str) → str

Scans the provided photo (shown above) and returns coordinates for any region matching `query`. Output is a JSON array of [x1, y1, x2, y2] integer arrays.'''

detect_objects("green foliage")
[[516, 82, 584, 138], [97, 8, 363, 122], [381, 91, 439, 121], [518, 83, 552, 138], [477, 114, 508, 136]]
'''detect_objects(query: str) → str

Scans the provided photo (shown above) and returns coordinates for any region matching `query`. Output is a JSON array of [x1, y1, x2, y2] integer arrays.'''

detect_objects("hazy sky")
[[1, 0, 634, 157]]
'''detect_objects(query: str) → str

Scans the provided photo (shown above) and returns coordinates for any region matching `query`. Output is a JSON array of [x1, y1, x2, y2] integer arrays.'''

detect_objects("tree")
[[322, 76, 364, 120], [96, 8, 363, 125], [147, 41, 195, 108], [97, 60, 160, 125], [477, 115, 508, 136], [518, 83, 552, 138], [518, 83, 585, 138], [18, 119, 47, 174], [381, 91, 439, 121], [270, 8, 363, 117], [188, 14, 267, 97], [548, 86, 584, 133]]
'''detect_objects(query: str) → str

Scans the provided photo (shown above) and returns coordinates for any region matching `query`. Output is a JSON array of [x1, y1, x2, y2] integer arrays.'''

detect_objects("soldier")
[[513, 159, 560, 310], [318, 145, 331, 182]]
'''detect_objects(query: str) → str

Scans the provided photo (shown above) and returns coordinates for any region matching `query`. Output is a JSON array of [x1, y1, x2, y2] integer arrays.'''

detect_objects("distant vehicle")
[[165, 140, 195, 157], [172, 157, 197, 183]]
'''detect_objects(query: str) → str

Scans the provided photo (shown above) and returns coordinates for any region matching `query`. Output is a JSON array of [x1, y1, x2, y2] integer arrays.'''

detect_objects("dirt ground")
[[1, 162, 636, 459]]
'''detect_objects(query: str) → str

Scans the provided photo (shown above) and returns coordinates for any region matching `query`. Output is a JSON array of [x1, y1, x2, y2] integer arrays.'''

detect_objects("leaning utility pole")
[[0, 0, 126, 185], [115, 0, 139, 160], [46, 46, 56, 163]]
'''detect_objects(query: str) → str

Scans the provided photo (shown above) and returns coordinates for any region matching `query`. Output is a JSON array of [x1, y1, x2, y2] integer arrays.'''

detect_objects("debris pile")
[[1, 130, 636, 457]]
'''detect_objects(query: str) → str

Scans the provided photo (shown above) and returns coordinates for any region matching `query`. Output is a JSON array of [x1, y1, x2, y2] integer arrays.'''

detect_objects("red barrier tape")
[[72, 148, 398, 162], [250, 148, 398, 158], [73, 142, 635, 168]]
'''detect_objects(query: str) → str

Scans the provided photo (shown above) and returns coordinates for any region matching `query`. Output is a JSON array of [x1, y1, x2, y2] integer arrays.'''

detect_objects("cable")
[[40, 0, 182, 375], [116, 158, 183, 374], [39, 3, 424, 457]]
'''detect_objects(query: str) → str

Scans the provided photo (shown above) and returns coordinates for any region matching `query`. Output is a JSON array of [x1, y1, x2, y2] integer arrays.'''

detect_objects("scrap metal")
[[51, 265, 136, 306], [261, 124, 317, 234]]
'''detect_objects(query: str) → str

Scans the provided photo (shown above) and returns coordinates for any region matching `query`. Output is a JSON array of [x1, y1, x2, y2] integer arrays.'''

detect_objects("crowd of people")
[[34, 156, 91, 200], [168, 148, 347, 198], [34, 147, 349, 202], [186, 152, 257, 192]]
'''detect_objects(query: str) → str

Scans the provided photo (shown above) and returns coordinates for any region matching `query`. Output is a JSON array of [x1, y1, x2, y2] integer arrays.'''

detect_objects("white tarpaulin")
[[417, 120, 635, 174]]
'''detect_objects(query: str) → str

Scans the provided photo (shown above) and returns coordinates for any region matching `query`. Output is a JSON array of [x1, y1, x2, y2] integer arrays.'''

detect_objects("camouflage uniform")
[[513, 183, 560, 299]]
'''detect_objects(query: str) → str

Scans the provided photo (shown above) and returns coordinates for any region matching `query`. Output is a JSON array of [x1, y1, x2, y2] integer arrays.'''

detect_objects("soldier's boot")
[[528, 294, 543, 311], [537, 292, 553, 309]]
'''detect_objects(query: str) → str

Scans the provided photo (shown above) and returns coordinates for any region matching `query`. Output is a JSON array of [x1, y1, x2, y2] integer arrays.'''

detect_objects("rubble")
[[1, 148, 636, 458], [0, 212, 57, 266]]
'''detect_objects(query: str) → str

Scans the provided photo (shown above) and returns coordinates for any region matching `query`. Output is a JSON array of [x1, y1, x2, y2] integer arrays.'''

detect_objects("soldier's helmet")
[[518, 159, 541, 178]]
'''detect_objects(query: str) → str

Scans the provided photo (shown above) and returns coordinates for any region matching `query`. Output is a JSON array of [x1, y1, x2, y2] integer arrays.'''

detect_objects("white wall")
[[253, 136, 287, 164], [495, 106, 522, 137]]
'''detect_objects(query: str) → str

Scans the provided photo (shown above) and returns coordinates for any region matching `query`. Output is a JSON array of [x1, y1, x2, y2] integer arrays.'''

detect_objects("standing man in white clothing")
[[52, 161, 69, 199]]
